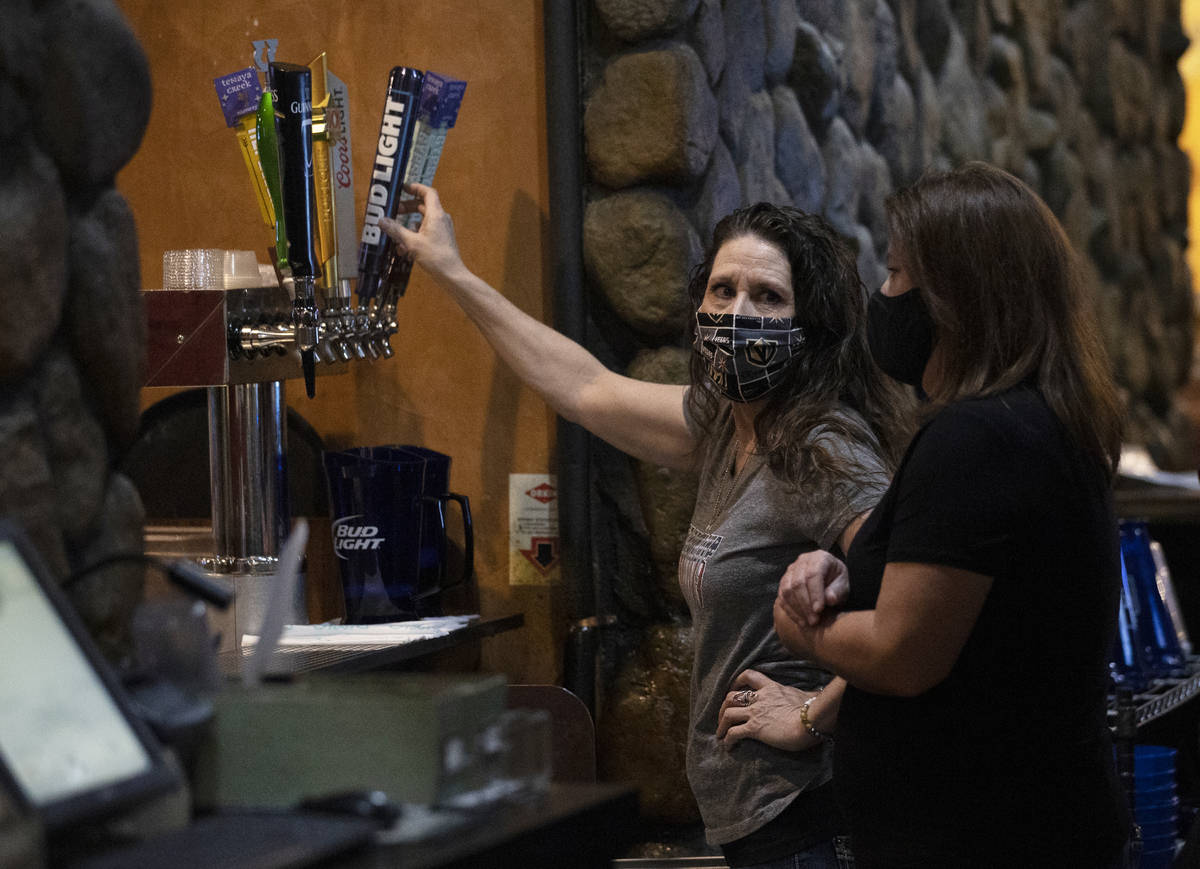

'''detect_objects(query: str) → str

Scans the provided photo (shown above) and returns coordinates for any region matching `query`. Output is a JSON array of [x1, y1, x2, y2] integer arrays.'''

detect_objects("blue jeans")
[[738, 836, 855, 869]]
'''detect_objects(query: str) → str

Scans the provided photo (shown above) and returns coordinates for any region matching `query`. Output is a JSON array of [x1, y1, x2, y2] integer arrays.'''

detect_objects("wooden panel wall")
[[115, 0, 564, 683]]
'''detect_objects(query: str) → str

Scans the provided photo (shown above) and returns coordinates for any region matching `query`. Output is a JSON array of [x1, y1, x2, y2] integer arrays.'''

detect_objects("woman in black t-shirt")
[[772, 162, 1130, 868]]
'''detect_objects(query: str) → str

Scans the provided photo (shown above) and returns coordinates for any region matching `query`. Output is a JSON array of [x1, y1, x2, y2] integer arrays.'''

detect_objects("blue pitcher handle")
[[417, 492, 474, 595]]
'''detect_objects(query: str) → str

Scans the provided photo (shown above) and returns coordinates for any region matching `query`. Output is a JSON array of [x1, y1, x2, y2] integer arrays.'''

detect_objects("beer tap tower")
[[141, 59, 389, 648], [142, 58, 461, 647]]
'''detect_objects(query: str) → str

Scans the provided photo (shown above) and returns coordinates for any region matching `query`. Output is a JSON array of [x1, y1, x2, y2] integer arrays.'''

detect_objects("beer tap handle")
[[271, 61, 322, 398], [357, 66, 424, 303], [381, 249, 415, 300], [272, 62, 320, 278], [256, 90, 288, 272]]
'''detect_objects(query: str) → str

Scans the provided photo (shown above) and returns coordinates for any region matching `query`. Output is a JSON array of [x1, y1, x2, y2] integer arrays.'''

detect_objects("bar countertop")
[[341, 783, 639, 868], [217, 613, 525, 677]]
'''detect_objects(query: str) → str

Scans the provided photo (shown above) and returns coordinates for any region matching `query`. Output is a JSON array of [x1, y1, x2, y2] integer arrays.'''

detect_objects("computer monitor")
[[0, 520, 177, 831]]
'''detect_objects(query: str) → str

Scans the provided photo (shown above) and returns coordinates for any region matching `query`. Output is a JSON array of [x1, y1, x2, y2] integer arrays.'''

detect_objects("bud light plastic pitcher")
[[323, 446, 471, 623]]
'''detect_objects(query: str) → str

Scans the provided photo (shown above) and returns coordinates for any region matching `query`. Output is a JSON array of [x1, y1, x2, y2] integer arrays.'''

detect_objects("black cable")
[[63, 552, 234, 610]]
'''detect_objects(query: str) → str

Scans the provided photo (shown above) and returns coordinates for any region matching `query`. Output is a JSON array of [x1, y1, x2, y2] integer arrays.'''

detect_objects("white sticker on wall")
[[509, 473, 561, 586]]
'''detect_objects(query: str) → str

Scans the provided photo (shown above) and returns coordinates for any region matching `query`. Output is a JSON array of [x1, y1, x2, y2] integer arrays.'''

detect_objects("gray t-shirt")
[[678, 403, 889, 845]]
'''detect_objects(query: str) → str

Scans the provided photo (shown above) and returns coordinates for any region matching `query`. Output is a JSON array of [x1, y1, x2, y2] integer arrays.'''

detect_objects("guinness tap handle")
[[272, 62, 320, 278], [271, 61, 322, 397]]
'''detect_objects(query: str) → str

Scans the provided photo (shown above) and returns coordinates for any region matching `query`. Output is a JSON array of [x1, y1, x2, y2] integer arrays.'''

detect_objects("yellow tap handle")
[[235, 114, 275, 228]]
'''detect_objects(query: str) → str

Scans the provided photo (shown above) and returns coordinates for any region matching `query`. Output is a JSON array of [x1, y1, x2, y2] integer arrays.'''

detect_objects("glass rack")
[[1109, 656, 1200, 729]]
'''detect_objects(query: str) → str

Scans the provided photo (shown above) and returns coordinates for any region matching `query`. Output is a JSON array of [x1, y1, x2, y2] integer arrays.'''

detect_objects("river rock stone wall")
[[582, 0, 1193, 830], [0, 0, 151, 660]]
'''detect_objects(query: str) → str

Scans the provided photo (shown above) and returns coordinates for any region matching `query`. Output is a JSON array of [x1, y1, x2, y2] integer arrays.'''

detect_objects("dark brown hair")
[[884, 161, 1122, 473], [686, 202, 912, 487]]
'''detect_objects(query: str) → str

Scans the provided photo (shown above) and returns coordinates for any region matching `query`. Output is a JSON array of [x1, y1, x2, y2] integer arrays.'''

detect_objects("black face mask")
[[866, 287, 935, 387], [694, 311, 805, 402]]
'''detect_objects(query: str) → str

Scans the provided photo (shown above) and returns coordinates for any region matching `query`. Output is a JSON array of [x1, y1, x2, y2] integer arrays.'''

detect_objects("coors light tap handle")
[[271, 61, 322, 397], [357, 66, 424, 303]]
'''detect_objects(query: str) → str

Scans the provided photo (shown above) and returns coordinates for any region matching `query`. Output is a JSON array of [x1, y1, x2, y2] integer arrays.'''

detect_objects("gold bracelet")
[[801, 687, 833, 743]]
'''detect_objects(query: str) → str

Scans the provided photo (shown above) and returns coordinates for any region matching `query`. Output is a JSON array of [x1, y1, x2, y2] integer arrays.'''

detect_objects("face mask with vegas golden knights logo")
[[693, 311, 806, 402]]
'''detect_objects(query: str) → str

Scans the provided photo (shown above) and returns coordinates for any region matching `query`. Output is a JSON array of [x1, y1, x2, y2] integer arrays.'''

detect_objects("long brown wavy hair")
[[686, 202, 912, 487], [884, 161, 1123, 474]]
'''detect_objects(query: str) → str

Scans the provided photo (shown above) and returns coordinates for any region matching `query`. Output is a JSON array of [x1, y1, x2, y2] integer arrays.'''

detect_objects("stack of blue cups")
[[1135, 745, 1179, 868]]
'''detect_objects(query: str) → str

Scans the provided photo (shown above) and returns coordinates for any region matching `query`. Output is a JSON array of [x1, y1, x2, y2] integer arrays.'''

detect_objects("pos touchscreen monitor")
[[0, 520, 177, 832]]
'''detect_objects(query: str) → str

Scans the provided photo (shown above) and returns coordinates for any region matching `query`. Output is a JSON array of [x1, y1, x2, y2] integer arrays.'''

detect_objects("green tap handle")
[[256, 90, 287, 268]]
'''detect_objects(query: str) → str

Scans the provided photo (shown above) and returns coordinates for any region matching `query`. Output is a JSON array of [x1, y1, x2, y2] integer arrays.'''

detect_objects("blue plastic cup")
[[1135, 788, 1177, 812], [1137, 770, 1175, 792], [1137, 816, 1176, 844], [1139, 842, 1177, 869], [1135, 745, 1178, 777]]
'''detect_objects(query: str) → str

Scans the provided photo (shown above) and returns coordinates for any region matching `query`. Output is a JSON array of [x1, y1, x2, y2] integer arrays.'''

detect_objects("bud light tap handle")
[[357, 66, 424, 302]]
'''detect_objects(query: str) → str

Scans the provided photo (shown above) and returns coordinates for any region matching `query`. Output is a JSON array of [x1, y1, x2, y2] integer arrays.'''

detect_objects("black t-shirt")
[[836, 386, 1129, 868]]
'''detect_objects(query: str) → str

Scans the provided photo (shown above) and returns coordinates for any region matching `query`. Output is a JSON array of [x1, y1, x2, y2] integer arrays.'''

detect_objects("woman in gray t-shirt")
[[380, 187, 908, 867]]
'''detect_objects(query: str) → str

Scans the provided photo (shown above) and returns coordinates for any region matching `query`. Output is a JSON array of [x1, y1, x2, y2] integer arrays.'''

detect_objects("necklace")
[[706, 436, 752, 531]]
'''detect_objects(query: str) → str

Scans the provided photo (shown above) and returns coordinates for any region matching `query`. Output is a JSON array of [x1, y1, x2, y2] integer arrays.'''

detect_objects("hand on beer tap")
[[377, 183, 466, 283]]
